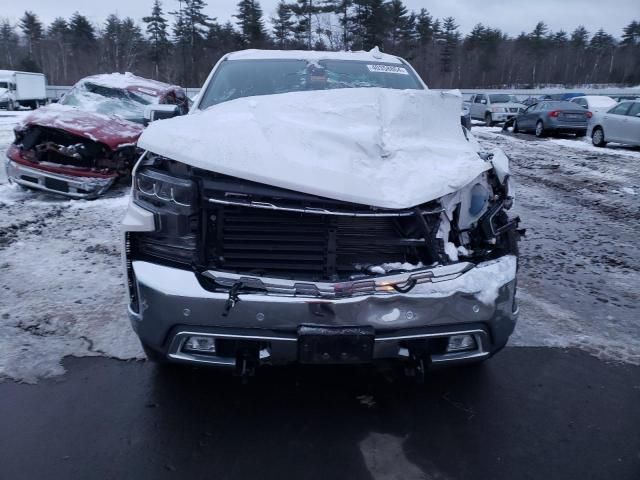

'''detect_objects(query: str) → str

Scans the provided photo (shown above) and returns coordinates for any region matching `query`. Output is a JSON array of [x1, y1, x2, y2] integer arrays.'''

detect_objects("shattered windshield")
[[199, 59, 423, 109], [59, 81, 160, 124]]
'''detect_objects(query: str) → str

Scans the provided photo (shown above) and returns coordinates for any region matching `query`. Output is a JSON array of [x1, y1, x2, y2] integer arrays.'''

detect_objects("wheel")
[[7, 100, 15, 111], [535, 121, 546, 138], [512, 120, 519, 133], [592, 127, 606, 147], [485, 112, 494, 126], [576, 130, 586, 138]]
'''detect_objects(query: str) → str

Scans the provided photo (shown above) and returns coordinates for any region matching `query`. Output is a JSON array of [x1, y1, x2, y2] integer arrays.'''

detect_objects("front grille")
[[205, 205, 436, 281]]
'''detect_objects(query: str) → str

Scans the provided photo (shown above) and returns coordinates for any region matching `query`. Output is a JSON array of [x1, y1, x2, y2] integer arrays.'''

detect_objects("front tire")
[[485, 112, 494, 126], [512, 120, 519, 133], [592, 127, 606, 147], [535, 121, 546, 138], [7, 100, 15, 111]]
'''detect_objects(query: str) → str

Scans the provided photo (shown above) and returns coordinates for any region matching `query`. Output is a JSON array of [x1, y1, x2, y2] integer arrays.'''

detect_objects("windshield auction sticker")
[[367, 64, 409, 75]]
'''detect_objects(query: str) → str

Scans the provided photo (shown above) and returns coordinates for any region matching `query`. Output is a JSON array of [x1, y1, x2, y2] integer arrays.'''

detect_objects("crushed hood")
[[19, 104, 144, 150], [138, 88, 491, 209]]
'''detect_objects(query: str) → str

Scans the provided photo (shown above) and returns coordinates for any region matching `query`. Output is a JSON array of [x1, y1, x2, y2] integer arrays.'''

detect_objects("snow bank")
[[140, 88, 489, 209]]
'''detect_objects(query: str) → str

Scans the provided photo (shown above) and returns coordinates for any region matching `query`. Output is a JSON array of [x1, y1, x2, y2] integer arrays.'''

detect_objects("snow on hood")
[[19, 103, 143, 150], [139, 88, 491, 209], [77, 72, 182, 98]]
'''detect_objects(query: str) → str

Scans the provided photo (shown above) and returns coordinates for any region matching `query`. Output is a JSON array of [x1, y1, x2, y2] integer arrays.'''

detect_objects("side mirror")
[[144, 105, 180, 125], [481, 99, 487, 104]]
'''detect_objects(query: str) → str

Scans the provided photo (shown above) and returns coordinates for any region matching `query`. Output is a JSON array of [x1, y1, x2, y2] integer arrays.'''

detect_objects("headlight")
[[134, 167, 196, 208], [491, 107, 506, 113], [131, 158, 199, 266]]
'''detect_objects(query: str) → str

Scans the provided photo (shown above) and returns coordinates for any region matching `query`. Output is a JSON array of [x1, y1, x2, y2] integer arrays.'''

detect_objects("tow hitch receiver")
[[298, 326, 375, 364]]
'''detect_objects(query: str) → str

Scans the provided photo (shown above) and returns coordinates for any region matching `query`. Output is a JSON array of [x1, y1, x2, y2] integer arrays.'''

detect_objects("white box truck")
[[0, 70, 47, 110]]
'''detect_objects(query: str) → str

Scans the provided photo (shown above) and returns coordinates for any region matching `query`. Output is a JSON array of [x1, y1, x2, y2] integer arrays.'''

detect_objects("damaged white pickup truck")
[[123, 49, 522, 379]]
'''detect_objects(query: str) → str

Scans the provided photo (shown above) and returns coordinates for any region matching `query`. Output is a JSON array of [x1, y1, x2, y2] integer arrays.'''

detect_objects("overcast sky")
[[2, 0, 638, 37]]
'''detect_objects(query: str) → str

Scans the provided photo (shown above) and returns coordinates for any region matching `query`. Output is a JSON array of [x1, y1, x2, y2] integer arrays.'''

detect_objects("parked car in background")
[[590, 100, 640, 148], [540, 92, 586, 101], [5, 73, 188, 198], [570, 95, 617, 114], [0, 70, 47, 110], [124, 49, 521, 378], [512, 100, 591, 137], [469, 93, 525, 125]]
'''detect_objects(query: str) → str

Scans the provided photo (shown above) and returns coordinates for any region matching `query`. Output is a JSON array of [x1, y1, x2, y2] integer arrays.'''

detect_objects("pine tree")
[[415, 9, 434, 46], [320, 0, 352, 49], [19, 11, 43, 57], [271, 1, 295, 48], [439, 16, 459, 75], [143, 0, 171, 78], [570, 25, 589, 48], [235, 0, 267, 47], [0, 20, 19, 68], [350, 0, 389, 51], [47, 18, 70, 83], [291, 0, 324, 49], [68, 12, 96, 50], [171, 0, 213, 85], [621, 20, 640, 46], [103, 14, 122, 71], [387, 0, 413, 52]]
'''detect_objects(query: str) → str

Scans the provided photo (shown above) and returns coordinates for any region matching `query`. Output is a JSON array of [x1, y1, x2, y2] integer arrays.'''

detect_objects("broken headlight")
[[131, 156, 199, 266]]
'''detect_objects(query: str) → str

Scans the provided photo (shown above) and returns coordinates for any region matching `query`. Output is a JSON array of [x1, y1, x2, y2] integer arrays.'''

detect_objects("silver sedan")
[[591, 101, 640, 147]]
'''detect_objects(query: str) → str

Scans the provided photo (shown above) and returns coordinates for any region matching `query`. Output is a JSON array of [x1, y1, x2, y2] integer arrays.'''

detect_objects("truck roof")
[[225, 48, 404, 64], [0, 70, 45, 77]]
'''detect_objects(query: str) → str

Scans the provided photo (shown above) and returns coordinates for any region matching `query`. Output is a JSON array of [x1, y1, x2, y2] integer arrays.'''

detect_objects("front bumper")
[[128, 256, 519, 367], [5, 157, 116, 199], [492, 113, 519, 122]]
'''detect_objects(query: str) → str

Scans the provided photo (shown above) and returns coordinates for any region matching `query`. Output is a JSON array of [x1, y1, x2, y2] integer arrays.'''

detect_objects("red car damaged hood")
[[18, 104, 144, 150]]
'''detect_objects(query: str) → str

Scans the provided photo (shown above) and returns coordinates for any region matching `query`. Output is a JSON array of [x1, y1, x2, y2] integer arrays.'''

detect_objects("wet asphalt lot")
[[1, 349, 639, 479], [1, 121, 640, 479]]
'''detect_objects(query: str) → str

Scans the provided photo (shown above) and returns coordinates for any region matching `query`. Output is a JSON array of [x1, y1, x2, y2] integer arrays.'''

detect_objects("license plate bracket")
[[298, 325, 375, 364]]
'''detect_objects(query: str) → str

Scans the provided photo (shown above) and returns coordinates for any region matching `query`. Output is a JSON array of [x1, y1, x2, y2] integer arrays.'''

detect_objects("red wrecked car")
[[5, 73, 188, 199]]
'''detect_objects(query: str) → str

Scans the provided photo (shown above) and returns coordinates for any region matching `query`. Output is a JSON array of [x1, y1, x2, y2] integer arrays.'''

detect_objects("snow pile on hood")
[[19, 103, 143, 150], [79, 72, 179, 94], [139, 88, 490, 209]]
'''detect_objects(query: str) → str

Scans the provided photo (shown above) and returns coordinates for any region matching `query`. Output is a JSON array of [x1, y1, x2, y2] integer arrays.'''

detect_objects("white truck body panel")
[[14, 72, 47, 101]]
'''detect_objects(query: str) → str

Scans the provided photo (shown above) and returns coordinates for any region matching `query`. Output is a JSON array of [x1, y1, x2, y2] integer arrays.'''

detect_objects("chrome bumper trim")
[[202, 262, 475, 299], [5, 158, 115, 199]]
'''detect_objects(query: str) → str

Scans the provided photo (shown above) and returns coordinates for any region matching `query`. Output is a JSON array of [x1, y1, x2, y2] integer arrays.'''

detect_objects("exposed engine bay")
[[14, 125, 138, 176], [129, 152, 522, 285]]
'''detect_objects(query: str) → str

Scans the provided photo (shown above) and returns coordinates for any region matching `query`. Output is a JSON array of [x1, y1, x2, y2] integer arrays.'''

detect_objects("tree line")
[[1, 0, 639, 88]]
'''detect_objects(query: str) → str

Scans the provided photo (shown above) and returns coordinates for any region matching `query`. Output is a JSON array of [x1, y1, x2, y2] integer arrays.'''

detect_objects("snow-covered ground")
[[1, 114, 639, 383]]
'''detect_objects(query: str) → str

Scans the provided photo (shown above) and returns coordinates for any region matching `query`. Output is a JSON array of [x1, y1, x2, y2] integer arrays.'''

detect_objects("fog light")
[[184, 336, 216, 353], [447, 334, 476, 352]]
